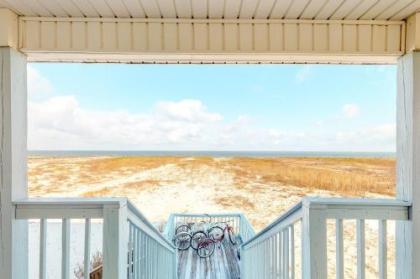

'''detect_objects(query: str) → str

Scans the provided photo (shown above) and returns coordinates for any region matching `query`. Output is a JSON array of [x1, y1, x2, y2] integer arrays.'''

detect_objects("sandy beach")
[[28, 156, 396, 278]]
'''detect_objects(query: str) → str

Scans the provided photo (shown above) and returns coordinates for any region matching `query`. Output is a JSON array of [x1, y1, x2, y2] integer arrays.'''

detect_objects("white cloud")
[[27, 65, 54, 100], [156, 99, 222, 122], [342, 104, 360, 118], [334, 123, 395, 151], [28, 97, 225, 150]]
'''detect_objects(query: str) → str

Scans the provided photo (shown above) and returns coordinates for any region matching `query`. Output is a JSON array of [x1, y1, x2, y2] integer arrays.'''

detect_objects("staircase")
[[163, 213, 255, 279]]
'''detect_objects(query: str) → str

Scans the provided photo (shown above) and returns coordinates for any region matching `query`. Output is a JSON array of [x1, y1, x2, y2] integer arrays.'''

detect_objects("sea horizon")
[[28, 150, 396, 158]]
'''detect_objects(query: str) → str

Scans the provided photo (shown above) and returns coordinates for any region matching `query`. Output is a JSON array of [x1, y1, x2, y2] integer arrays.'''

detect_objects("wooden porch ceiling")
[[0, 0, 419, 21]]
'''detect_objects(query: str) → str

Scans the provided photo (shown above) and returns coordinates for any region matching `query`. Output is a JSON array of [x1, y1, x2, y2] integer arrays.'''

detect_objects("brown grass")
[[229, 157, 395, 196], [29, 156, 396, 198]]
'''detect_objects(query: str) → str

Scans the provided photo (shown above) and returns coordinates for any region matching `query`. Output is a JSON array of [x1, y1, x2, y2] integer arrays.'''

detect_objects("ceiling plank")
[[270, 0, 293, 18], [56, 0, 84, 17], [1, 0, 36, 15], [208, 0, 224, 18], [157, 0, 176, 17], [71, 0, 100, 17], [88, 0, 114, 17], [192, 0, 207, 18], [390, 0, 420, 20], [138, 0, 161, 17], [239, 0, 259, 19], [105, 0, 131, 17], [285, 0, 311, 18], [315, 0, 344, 19], [224, 0, 241, 18], [174, 0, 192, 18], [359, 0, 396, 19], [21, 0, 53, 16], [345, 0, 378, 19], [376, 0, 414, 19], [254, 0, 277, 19], [300, 0, 329, 19], [37, 0, 69, 16], [330, 0, 362, 19]]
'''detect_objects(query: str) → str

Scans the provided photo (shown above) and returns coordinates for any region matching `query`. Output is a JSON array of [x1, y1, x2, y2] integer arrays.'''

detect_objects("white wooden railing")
[[163, 213, 255, 243], [241, 197, 410, 279], [14, 198, 177, 279]]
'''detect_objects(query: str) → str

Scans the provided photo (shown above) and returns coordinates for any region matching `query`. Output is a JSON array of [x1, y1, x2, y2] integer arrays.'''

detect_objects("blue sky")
[[28, 63, 396, 151]]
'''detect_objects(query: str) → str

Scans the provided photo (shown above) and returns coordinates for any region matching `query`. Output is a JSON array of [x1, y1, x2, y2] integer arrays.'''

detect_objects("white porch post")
[[103, 203, 128, 279], [396, 52, 420, 279], [0, 46, 28, 279]]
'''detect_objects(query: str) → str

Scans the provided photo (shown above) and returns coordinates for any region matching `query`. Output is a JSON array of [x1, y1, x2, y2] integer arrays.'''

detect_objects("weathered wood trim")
[[0, 47, 27, 279], [396, 52, 420, 279], [17, 17, 405, 64]]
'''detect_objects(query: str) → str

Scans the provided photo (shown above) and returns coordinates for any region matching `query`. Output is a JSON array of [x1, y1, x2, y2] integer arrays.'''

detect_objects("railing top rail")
[[14, 197, 127, 219], [303, 197, 412, 208], [126, 201, 175, 249], [14, 197, 127, 206], [171, 212, 243, 218]]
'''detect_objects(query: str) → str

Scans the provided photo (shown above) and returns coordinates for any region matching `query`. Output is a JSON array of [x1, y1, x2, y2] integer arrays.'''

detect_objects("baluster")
[[336, 219, 344, 279], [140, 232, 145, 279], [357, 220, 365, 279], [135, 229, 140, 279], [146, 236, 150, 278], [264, 240, 268, 279], [290, 225, 295, 279], [133, 226, 137, 279], [378, 220, 387, 279], [279, 231, 283, 279], [269, 236, 273, 279], [283, 228, 289, 279], [128, 224, 133, 279], [84, 218, 91, 279], [39, 219, 47, 279], [62, 219, 70, 279], [272, 234, 276, 277]]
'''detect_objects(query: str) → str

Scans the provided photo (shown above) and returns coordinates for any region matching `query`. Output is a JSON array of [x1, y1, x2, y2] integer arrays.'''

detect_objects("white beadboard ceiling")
[[0, 0, 419, 20]]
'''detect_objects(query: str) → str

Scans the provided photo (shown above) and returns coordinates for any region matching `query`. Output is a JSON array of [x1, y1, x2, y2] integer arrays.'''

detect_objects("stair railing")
[[14, 198, 177, 279], [241, 197, 410, 279]]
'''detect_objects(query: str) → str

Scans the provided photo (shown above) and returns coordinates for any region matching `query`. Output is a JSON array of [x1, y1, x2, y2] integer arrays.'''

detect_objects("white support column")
[[103, 202, 128, 279], [0, 47, 28, 279], [396, 52, 420, 279]]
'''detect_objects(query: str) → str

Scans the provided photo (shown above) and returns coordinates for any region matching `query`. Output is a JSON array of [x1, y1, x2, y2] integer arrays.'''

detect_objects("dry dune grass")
[[229, 157, 395, 196], [28, 155, 395, 224]]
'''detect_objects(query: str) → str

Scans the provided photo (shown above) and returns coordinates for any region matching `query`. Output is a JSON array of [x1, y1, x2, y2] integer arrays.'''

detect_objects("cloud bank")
[[27, 66, 396, 152]]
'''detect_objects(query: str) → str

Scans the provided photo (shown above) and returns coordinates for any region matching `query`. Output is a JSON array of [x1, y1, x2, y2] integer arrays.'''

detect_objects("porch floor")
[[177, 237, 241, 279]]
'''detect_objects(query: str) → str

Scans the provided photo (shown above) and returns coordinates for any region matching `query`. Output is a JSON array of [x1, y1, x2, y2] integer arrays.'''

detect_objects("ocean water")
[[29, 150, 395, 158]]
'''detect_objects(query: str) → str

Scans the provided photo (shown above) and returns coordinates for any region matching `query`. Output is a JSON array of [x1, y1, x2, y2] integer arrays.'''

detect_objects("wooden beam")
[[0, 47, 28, 279], [396, 51, 420, 279], [17, 17, 405, 64]]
